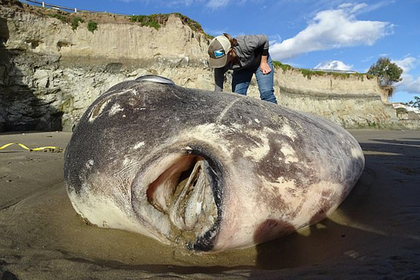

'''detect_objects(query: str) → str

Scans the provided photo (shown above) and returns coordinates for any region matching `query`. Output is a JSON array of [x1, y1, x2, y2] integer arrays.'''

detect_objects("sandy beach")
[[1, 129, 419, 279]]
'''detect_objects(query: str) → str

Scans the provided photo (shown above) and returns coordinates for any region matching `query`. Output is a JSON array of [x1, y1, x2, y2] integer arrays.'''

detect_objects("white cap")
[[208, 35, 231, 68]]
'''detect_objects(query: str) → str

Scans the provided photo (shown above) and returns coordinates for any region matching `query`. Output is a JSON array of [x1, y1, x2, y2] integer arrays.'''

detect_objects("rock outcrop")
[[0, 1, 412, 132]]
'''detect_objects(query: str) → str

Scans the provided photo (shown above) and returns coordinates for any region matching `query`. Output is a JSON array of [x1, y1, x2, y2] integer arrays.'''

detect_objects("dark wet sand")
[[1, 129, 419, 279]]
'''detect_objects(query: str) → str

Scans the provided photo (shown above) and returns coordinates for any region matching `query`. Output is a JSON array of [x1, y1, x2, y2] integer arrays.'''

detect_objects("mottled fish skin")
[[64, 75, 365, 252]]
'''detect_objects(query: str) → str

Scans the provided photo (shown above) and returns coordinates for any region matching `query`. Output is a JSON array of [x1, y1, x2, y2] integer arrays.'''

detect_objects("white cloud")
[[353, 0, 396, 15], [393, 56, 417, 73], [314, 60, 353, 71], [204, 0, 257, 9], [393, 57, 420, 94], [206, 0, 230, 9], [398, 76, 420, 94], [270, 3, 393, 61], [338, 3, 367, 13]]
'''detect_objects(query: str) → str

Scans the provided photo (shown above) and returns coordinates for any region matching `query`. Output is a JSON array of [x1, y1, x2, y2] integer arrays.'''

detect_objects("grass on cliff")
[[129, 14, 162, 29], [273, 61, 374, 80], [128, 13, 207, 35], [47, 12, 97, 32]]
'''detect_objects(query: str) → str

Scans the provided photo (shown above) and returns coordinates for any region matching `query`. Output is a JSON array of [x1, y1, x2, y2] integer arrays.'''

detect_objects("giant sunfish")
[[64, 75, 365, 252]]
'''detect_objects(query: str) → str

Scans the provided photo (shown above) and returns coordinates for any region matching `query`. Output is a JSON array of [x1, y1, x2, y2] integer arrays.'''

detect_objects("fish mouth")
[[145, 150, 222, 251]]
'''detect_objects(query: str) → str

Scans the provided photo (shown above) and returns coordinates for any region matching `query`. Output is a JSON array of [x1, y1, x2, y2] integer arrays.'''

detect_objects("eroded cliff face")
[[0, 1, 406, 131]]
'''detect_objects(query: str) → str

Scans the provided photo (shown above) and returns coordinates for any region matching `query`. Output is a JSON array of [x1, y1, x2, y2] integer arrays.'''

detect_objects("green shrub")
[[129, 15, 146, 23], [142, 21, 160, 29], [71, 17, 85, 30], [49, 13, 68, 23], [273, 61, 293, 73], [87, 21, 98, 33], [129, 14, 162, 30]]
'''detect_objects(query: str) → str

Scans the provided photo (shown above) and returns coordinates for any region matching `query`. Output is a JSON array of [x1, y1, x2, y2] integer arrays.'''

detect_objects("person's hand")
[[260, 62, 272, 75]]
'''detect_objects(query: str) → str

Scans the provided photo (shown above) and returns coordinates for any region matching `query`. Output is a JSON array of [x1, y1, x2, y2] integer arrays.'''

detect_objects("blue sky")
[[29, 0, 419, 104]]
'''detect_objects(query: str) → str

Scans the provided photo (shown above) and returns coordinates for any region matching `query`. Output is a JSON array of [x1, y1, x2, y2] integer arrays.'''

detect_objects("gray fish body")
[[64, 76, 364, 252]]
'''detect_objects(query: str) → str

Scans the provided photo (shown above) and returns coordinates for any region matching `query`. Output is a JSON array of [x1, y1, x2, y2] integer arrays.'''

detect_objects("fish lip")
[[131, 146, 224, 252]]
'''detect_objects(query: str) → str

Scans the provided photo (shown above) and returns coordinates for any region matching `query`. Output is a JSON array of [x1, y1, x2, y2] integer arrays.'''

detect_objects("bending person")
[[208, 33, 277, 104]]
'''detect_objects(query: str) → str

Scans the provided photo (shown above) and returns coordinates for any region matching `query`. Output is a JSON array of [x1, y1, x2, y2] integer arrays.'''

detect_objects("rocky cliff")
[[0, 1, 411, 132]]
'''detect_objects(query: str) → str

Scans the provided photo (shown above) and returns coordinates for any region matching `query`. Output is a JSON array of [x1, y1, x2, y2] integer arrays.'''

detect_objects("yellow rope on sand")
[[0, 143, 62, 152]]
